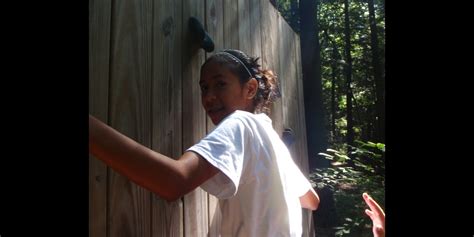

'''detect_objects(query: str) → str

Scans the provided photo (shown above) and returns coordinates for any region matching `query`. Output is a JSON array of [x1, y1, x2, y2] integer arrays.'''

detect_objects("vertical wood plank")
[[107, 0, 153, 236], [248, 0, 262, 58], [237, 0, 251, 53], [295, 37, 309, 174], [295, 33, 315, 237], [293, 33, 309, 175], [260, 0, 282, 134], [223, 0, 239, 49], [205, 0, 224, 235], [89, 0, 111, 236], [151, 0, 184, 236], [279, 17, 299, 165], [183, 1, 209, 236], [206, 0, 224, 53], [152, 199, 183, 237]]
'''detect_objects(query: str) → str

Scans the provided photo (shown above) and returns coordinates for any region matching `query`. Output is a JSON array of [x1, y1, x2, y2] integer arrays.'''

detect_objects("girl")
[[89, 49, 319, 236]]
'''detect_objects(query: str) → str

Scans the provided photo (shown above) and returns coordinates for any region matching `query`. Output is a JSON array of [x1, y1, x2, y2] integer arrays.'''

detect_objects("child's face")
[[200, 60, 255, 125]]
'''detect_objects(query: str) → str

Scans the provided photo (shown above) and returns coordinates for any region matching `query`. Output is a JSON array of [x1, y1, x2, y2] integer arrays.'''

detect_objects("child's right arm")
[[89, 115, 219, 201], [363, 193, 385, 237]]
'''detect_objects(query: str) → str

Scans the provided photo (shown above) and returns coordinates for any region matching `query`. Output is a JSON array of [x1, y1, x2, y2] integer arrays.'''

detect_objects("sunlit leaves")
[[316, 0, 385, 144]]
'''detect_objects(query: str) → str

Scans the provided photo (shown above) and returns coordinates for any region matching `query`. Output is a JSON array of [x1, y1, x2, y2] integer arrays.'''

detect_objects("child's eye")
[[217, 81, 226, 88]]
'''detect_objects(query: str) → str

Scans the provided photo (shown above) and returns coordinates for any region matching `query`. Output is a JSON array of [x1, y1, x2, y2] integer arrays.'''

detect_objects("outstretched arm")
[[89, 115, 219, 201], [363, 192, 385, 237]]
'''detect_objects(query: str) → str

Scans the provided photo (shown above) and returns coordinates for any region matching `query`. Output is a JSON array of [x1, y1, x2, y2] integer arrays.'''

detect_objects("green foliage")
[[309, 141, 385, 237], [274, 0, 385, 143], [318, 0, 385, 143]]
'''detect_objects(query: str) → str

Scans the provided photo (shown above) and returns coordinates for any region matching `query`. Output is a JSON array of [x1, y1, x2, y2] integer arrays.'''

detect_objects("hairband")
[[215, 51, 255, 79]]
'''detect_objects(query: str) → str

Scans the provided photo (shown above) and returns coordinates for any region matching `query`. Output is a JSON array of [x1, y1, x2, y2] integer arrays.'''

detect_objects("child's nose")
[[202, 90, 217, 105]]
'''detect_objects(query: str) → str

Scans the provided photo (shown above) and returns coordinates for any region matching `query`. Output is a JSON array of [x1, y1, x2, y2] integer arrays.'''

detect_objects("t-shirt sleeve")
[[287, 157, 313, 197], [186, 115, 248, 199]]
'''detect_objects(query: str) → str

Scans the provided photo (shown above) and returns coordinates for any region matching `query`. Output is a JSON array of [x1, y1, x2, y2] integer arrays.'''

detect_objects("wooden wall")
[[89, 0, 313, 236]]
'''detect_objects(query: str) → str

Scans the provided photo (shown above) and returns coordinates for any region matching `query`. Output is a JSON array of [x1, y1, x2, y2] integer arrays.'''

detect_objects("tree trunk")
[[300, 0, 328, 169], [323, 30, 341, 144], [343, 0, 355, 156], [290, 0, 299, 32], [362, 42, 372, 142], [368, 0, 385, 143], [300, 1, 337, 236], [331, 48, 336, 142]]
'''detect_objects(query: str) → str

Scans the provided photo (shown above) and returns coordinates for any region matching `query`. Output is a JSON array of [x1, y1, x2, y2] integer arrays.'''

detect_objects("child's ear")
[[246, 78, 258, 99]]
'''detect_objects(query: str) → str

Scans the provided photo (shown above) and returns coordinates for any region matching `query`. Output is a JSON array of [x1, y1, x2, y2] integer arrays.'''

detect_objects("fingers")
[[365, 209, 375, 220], [363, 192, 385, 218], [363, 193, 385, 237]]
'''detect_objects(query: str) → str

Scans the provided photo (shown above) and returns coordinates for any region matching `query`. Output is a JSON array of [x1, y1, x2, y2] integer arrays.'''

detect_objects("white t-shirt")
[[187, 110, 312, 237]]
